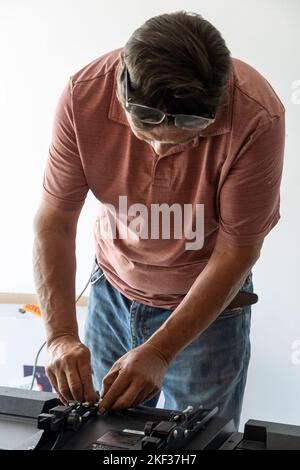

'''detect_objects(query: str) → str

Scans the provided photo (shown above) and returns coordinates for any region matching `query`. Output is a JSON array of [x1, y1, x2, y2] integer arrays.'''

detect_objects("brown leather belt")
[[225, 291, 258, 310]]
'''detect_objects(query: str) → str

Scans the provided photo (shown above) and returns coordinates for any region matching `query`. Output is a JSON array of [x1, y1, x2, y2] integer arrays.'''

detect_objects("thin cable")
[[29, 340, 46, 391], [29, 260, 97, 391]]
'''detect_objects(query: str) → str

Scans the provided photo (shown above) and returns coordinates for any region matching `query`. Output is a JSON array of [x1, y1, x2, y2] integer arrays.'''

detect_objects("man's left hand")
[[98, 343, 170, 413]]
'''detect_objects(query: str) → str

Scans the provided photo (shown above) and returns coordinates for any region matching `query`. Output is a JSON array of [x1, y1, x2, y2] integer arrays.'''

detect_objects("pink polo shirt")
[[42, 48, 285, 309]]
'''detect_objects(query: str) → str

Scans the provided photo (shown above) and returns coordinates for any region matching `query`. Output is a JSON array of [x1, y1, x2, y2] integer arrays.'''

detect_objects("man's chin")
[[132, 131, 196, 145], [129, 122, 199, 145]]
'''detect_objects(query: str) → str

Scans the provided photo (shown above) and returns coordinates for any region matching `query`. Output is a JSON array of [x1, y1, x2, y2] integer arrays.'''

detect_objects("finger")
[[56, 371, 73, 403], [99, 372, 130, 412], [111, 383, 142, 411], [46, 369, 59, 394], [47, 370, 67, 404], [79, 365, 98, 404], [46, 368, 58, 391], [100, 369, 119, 398], [65, 366, 84, 402]]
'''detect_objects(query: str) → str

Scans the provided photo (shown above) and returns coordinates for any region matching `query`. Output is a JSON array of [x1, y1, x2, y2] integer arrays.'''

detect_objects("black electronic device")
[[0, 387, 234, 450], [220, 419, 300, 450], [3, 387, 300, 450]]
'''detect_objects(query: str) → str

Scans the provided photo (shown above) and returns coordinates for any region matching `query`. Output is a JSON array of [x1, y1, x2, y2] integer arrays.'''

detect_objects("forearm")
[[33, 229, 79, 345], [146, 236, 260, 363]]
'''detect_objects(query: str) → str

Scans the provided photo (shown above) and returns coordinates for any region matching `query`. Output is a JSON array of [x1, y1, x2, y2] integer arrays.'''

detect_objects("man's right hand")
[[45, 335, 98, 405]]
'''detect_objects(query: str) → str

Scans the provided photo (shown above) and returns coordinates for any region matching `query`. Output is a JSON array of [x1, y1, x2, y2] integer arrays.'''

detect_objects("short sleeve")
[[42, 79, 89, 211], [218, 112, 285, 245]]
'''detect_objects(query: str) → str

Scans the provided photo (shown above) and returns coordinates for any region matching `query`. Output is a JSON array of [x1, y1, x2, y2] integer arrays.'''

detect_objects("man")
[[33, 11, 285, 430]]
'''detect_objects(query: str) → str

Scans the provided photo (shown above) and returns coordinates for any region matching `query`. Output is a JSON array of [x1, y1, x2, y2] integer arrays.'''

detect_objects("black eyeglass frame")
[[123, 63, 216, 130]]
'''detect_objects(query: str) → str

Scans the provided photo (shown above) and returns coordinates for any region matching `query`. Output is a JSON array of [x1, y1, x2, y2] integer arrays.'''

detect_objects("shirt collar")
[[108, 53, 234, 137]]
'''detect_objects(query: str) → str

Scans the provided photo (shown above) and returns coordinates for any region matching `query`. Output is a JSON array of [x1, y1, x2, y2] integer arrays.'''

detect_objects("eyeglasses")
[[123, 63, 216, 130]]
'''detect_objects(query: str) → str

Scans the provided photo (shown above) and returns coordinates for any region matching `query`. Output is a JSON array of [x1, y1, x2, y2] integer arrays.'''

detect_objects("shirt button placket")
[[151, 156, 172, 189]]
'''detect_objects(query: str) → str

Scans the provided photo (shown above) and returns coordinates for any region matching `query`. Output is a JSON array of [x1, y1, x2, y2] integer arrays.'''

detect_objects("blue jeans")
[[84, 262, 252, 430]]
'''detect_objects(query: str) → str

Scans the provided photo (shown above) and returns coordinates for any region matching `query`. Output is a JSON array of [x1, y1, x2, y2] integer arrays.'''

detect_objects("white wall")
[[0, 0, 299, 430]]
